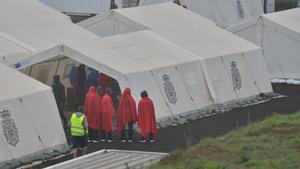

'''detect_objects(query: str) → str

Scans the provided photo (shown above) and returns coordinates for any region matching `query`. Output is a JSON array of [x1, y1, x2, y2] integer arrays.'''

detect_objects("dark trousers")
[[101, 130, 112, 140], [121, 122, 134, 140], [141, 133, 154, 140], [58, 103, 67, 128], [88, 128, 99, 140]]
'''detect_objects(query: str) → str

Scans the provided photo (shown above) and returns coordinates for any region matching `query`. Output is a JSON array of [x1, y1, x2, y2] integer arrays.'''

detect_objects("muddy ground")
[[31, 83, 300, 169]]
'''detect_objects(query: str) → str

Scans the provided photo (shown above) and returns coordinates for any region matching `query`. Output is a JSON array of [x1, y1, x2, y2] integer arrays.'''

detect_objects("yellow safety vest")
[[70, 113, 86, 136]]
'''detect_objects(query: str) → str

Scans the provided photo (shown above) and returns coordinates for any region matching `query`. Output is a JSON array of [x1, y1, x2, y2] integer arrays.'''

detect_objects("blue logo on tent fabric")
[[15, 63, 21, 69], [162, 74, 177, 105], [0, 108, 20, 147], [237, 0, 245, 19], [231, 61, 242, 91]]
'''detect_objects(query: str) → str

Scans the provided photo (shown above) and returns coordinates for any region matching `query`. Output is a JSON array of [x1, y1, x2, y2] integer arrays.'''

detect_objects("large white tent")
[[0, 62, 67, 168], [0, 0, 145, 80], [228, 8, 300, 80], [80, 3, 272, 115], [39, 0, 111, 14], [177, 0, 263, 28], [0, 0, 273, 120]]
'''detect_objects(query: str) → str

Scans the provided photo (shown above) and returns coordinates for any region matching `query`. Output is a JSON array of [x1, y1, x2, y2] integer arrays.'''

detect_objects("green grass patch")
[[151, 111, 300, 169]]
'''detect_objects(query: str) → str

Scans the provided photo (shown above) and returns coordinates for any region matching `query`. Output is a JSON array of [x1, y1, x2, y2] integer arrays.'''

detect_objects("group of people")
[[69, 86, 157, 158], [83, 86, 157, 142], [52, 71, 158, 158]]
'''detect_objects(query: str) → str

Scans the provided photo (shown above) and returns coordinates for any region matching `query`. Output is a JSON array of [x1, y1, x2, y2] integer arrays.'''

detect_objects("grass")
[[150, 111, 300, 169]]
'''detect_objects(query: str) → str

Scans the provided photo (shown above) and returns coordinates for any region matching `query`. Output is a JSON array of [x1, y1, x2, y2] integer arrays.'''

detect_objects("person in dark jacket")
[[52, 75, 67, 128], [75, 64, 87, 108]]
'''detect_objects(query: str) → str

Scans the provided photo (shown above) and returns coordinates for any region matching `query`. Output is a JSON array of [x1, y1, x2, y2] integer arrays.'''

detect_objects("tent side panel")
[[230, 24, 261, 46], [243, 50, 273, 92], [0, 98, 45, 160], [79, 12, 148, 37], [152, 67, 197, 116], [83, 17, 116, 37], [20, 89, 67, 148], [221, 53, 261, 98], [204, 57, 237, 103], [126, 71, 172, 119], [176, 61, 214, 109], [263, 25, 300, 79], [0, 132, 11, 163]]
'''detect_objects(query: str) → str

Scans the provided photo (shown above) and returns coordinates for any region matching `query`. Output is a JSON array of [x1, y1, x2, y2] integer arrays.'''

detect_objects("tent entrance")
[[19, 56, 121, 113]]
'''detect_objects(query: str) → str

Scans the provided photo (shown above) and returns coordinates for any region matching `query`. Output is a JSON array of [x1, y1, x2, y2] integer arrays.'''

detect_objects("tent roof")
[[263, 8, 300, 35], [45, 149, 167, 169], [0, 0, 145, 75], [0, 62, 50, 101], [100, 30, 198, 70], [108, 3, 261, 58], [0, 35, 31, 64]]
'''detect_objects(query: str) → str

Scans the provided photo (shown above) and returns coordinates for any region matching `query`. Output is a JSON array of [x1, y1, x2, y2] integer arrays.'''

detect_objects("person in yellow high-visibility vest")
[[69, 106, 88, 158]]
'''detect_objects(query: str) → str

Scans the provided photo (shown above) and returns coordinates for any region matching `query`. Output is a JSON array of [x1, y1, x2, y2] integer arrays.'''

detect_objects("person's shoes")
[[92, 140, 99, 143], [121, 140, 126, 143], [100, 139, 106, 142], [107, 139, 114, 143], [149, 139, 155, 143], [128, 140, 133, 143], [139, 139, 146, 143], [88, 139, 92, 143]]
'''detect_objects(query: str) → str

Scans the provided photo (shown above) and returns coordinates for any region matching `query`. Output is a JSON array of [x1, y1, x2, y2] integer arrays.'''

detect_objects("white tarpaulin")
[[228, 8, 300, 80], [0, 0, 273, 140], [39, 0, 111, 14], [0, 62, 67, 168], [79, 3, 272, 113], [179, 0, 264, 28]]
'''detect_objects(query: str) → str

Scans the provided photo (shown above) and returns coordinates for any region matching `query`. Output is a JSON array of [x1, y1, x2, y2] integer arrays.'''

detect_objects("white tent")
[[39, 0, 111, 14], [98, 30, 213, 117], [1, 0, 272, 121], [228, 8, 300, 80], [79, 3, 272, 115], [0, 0, 145, 80], [138, 0, 172, 6], [0, 62, 67, 168], [178, 0, 263, 28], [38, 0, 171, 15]]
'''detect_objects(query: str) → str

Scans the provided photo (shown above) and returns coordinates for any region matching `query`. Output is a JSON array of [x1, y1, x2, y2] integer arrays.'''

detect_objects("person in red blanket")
[[96, 86, 105, 142], [117, 88, 137, 143], [101, 88, 115, 142], [138, 90, 157, 142], [84, 86, 99, 142]]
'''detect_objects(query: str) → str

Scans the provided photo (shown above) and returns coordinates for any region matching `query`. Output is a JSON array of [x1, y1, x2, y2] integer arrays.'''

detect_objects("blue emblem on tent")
[[0, 108, 20, 147], [162, 74, 177, 105], [15, 63, 21, 69], [231, 61, 242, 91]]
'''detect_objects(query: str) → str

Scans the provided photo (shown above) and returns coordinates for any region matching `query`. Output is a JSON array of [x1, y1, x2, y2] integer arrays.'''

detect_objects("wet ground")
[[31, 83, 300, 169]]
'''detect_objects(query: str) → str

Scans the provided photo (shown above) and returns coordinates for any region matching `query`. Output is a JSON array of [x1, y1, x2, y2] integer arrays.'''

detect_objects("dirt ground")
[[31, 83, 300, 169]]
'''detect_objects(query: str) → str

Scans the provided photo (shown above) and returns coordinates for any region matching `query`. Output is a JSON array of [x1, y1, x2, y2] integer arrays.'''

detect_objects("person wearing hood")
[[52, 75, 67, 128], [84, 86, 99, 142], [117, 88, 137, 142], [138, 90, 157, 142], [101, 87, 115, 142], [96, 86, 105, 142]]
